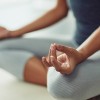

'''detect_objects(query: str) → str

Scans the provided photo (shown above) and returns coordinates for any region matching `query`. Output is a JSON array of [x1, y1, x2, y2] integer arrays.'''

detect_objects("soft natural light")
[[0, 0, 55, 5], [0, 1, 76, 100], [0, 0, 75, 37], [0, 0, 29, 4]]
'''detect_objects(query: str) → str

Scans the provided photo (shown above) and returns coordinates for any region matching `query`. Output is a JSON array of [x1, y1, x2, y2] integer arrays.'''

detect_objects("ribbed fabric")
[[0, 38, 77, 57], [0, 50, 33, 80], [47, 51, 100, 100], [0, 38, 77, 80]]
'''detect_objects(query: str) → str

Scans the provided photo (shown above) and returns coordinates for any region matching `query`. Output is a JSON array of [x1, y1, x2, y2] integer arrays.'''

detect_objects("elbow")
[[54, 7, 69, 19], [58, 8, 69, 18], [61, 8, 69, 18]]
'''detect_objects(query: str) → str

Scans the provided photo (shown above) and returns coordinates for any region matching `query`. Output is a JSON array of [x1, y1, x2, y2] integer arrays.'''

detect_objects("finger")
[[61, 63, 72, 74], [47, 44, 52, 64], [57, 53, 67, 63], [50, 56, 62, 71], [55, 44, 71, 56], [50, 43, 57, 59], [42, 57, 51, 67]]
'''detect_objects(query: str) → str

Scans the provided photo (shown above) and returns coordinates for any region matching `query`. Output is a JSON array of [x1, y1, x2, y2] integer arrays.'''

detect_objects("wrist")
[[8, 31, 15, 38], [76, 48, 87, 63], [5, 31, 13, 38], [10, 30, 23, 37]]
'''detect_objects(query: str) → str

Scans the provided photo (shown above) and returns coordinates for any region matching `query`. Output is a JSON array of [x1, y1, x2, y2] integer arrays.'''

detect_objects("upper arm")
[[55, 0, 69, 16]]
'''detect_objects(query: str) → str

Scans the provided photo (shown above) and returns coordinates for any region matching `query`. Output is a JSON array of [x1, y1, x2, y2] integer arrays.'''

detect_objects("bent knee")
[[47, 68, 74, 100], [47, 68, 85, 100], [25, 56, 39, 68]]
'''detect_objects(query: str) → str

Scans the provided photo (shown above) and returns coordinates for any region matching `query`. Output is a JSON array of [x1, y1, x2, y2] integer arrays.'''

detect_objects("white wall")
[[0, 0, 75, 39]]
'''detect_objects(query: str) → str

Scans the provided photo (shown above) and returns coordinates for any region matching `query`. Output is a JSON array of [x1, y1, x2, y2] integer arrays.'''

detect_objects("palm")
[[42, 44, 83, 74], [56, 46, 84, 74], [57, 53, 68, 64], [57, 53, 74, 74]]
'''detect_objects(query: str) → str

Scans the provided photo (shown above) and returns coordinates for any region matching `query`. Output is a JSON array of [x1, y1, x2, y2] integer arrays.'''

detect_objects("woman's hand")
[[42, 43, 84, 74], [0, 26, 22, 40], [0, 26, 11, 39]]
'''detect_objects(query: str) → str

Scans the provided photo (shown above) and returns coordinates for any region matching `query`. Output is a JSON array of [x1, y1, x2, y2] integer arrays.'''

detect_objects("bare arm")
[[42, 27, 100, 74], [10, 0, 69, 37], [77, 27, 100, 61]]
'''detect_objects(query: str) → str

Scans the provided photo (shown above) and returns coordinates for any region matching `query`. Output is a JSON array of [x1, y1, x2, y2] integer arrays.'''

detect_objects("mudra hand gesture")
[[42, 43, 83, 74]]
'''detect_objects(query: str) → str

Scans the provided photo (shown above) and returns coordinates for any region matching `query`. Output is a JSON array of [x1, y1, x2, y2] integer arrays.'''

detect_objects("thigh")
[[47, 51, 100, 100], [0, 49, 34, 79], [0, 37, 78, 57]]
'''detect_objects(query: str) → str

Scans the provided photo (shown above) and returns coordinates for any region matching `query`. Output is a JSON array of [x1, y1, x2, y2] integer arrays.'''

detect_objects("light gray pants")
[[0, 37, 100, 100], [47, 51, 100, 100], [0, 37, 76, 79]]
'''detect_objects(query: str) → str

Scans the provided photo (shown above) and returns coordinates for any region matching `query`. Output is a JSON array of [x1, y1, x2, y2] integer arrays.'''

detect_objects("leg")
[[47, 51, 100, 100], [0, 50, 47, 85], [0, 50, 33, 79], [24, 56, 48, 86], [0, 38, 77, 85], [0, 37, 77, 57]]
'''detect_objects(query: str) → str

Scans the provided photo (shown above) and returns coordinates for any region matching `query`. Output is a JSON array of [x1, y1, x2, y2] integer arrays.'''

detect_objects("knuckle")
[[61, 46, 65, 50], [56, 68, 61, 72]]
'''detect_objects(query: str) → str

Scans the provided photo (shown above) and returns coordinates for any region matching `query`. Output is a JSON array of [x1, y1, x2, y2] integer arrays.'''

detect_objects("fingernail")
[[42, 57, 45, 60], [50, 56, 54, 62], [50, 56, 53, 58]]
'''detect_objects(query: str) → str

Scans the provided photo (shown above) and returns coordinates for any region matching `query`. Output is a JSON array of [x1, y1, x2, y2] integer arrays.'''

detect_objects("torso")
[[68, 0, 100, 45]]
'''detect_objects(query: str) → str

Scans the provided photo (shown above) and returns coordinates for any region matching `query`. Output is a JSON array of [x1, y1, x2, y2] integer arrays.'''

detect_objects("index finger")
[[47, 44, 52, 64], [50, 43, 57, 59], [55, 44, 72, 56], [42, 57, 51, 68]]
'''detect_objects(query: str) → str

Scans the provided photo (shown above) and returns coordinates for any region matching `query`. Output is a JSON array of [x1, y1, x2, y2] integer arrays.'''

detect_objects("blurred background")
[[0, 0, 75, 100], [0, 0, 75, 39]]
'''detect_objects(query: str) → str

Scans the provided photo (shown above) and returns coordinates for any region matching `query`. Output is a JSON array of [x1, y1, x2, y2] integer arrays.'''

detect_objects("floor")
[[0, 69, 54, 100]]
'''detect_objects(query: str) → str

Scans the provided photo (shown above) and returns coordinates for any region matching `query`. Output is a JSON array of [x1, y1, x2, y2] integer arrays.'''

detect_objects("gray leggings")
[[0, 37, 76, 79], [0, 37, 100, 100], [47, 51, 100, 100]]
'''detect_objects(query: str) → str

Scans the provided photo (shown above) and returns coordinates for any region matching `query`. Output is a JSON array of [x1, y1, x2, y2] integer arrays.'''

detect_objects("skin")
[[42, 27, 100, 75], [0, 0, 69, 86], [0, 0, 99, 99], [42, 27, 100, 100], [0, 0, 99, 90], [24, 57, 48, 86], [0, 0, 68, 38]]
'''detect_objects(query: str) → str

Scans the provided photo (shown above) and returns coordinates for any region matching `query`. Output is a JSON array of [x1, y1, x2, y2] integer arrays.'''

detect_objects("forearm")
[[11, 7, 68, 37], [77, 27, 100, 61]]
